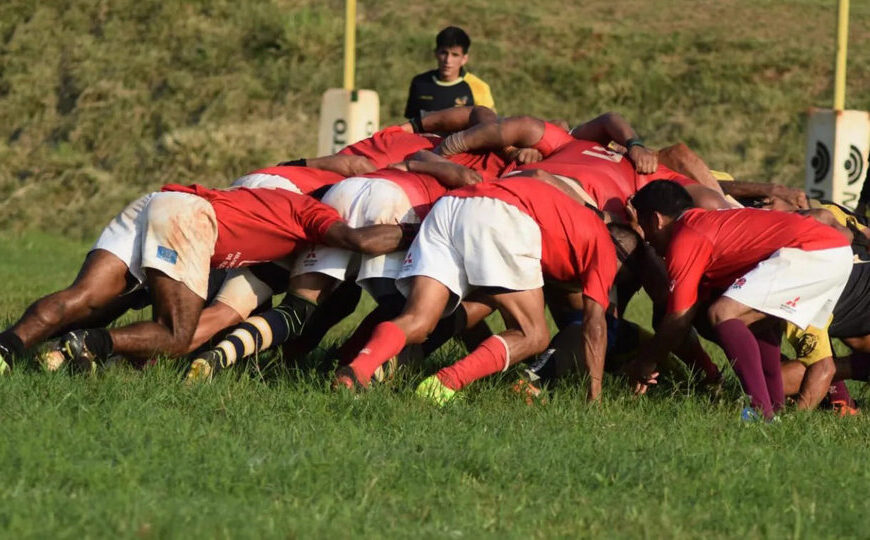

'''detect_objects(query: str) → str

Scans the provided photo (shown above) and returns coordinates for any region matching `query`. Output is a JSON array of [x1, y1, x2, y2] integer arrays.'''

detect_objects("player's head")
[[434, 26, 470, 81], [630, 180, 695, 254]]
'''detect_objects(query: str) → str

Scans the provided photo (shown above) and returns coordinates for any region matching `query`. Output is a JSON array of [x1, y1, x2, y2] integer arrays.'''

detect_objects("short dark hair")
[[436, 26, 471, 53], [631, 180, 695, 221]]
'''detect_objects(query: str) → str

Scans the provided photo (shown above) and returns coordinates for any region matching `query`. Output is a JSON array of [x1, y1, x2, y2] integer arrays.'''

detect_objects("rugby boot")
[[415, 374, 458, 407], [185, 349, 228, 384], [333, 365, 370, 392], [56, 330, 101, 374]]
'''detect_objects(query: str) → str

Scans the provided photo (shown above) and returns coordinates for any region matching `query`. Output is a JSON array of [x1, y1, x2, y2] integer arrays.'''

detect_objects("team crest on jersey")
[[454, 96, 469, 107]]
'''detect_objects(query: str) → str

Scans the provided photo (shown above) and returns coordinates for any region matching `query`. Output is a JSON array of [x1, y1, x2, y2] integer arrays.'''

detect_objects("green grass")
[[3, 1, 870, 536], [1, 232, 870, 538], [0, 0, 869, 238]]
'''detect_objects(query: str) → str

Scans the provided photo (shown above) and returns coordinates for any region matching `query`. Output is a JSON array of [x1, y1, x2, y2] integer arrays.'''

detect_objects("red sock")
[[348, 322, 407, 382], [436, 335, 509, 391]]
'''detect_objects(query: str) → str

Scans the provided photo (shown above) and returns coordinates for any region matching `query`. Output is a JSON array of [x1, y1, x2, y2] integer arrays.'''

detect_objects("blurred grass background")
[[0, 0, 868, 239]]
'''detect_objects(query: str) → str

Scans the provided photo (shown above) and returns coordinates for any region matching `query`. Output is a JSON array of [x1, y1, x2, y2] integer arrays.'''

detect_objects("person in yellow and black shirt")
[[404, 26, 495, 122]]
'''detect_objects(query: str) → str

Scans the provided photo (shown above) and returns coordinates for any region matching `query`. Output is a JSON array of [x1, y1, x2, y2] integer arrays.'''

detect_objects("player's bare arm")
[[579, 294, 607, 401], [437, 116, 546, 156], [303, 154, 377, 177], [323, 222, 407, 256], [720, 180, 809, 209], [570, 112, 657, 174], [655, 143, 723, 193], [400, 105, 497, 134]]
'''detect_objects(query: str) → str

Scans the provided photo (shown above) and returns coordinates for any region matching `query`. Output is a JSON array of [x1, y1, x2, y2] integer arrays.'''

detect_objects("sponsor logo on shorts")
[[156, 245, 178, 264], [780, 296, 800, 313], [403, 252, 413, 266], [731, 277, 747, 289], [302, 248, 318, 267]]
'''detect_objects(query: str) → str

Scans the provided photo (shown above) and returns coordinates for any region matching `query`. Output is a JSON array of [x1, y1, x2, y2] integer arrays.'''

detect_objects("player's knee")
[[398, 315, 437, 345], [526, 324, 551, 356], [707, 299, 732, 326]]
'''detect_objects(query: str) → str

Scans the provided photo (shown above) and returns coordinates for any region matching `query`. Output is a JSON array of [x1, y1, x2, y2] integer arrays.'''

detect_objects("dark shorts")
[[830, 261, 870, 338]]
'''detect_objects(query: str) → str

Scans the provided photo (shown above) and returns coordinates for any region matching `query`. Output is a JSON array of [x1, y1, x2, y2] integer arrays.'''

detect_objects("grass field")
[[2, 234, 870, 538]]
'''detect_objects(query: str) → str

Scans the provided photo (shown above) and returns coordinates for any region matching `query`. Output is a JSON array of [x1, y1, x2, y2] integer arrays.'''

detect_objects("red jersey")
[[338, 126, 439, 169], [363, 168, 448, 219], [448, 151, 515, 181], [162, 184, 343, 269], [517, 139, 695, 218], [532, 122, 575, 156], [449, 178, 617, 308], [242, 166, 342, 194], [666, 208, 850, 313]]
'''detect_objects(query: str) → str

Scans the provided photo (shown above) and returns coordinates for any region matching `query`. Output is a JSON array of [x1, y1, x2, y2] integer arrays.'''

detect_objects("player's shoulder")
[[410, 70, 439, 85], [463, 71, 491, 90]]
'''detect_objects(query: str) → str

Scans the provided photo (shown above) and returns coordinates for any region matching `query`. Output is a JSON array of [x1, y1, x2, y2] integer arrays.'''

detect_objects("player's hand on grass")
[[623, 358, 659, 395], [627, 145, 658, 174]]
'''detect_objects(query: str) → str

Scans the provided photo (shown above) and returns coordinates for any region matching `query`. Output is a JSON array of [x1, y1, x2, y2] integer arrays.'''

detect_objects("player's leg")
[[337, 291, 405, 364], [780, 360, 807, 396], [337, 276, 452, 387], [283, 280, 362, 359], [57, 191, 218, 368], [187, 271, 334, 379], [107, 268, 205, 360], [708, 295, 777, 419], [750, 317, 786, 412], [417, 287, 550, 404], [0, 249, 131, 365], [421, 293, 495, 356]]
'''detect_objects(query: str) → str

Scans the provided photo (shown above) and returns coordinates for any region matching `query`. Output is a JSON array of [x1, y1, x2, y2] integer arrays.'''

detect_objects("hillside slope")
[[0, 0, 868, 238]]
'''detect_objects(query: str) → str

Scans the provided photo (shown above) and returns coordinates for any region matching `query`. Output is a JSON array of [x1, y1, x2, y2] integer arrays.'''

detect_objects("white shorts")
[[723, 246, 853, 329], [92, 192, 218, 299], [396, 196, 543, 314], [212, 257, 292, 318], [290, 176, 418, 298], [231, 173, 302, 192]]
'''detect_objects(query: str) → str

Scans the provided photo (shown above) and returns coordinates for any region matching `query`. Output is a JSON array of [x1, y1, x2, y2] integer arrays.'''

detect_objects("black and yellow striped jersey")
[[403, 68, 495, 119]]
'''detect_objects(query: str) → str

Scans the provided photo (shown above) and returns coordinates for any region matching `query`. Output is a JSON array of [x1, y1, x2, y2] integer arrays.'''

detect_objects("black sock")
[[83, 328, 114, 359], [0, 331, 25, 358]]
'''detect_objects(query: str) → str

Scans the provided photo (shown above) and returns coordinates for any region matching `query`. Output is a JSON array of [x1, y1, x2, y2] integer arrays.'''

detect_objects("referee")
[[403, 26, 495, 120]]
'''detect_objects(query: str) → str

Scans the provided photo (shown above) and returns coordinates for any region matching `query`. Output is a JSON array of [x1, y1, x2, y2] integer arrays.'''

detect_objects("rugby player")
[[0, 184, 406, 370], [335, 171, 619, 403], [404, 26, 495, 119], [185, 154, 483, 380], [185, 106, 502, 352], [624, 180, 853, 420], [436, 113, 745, 216]]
